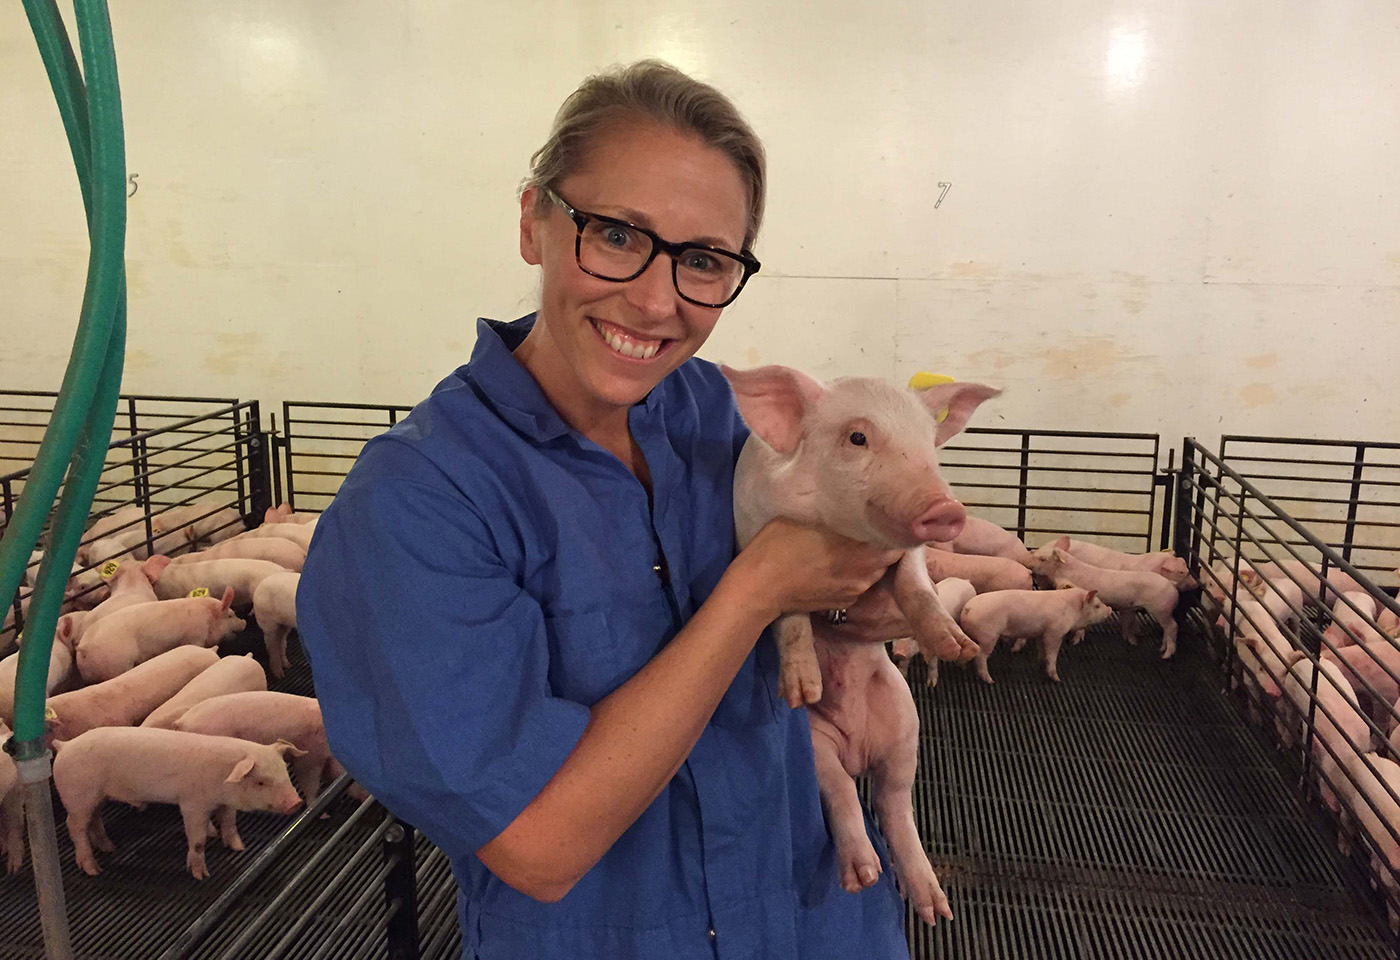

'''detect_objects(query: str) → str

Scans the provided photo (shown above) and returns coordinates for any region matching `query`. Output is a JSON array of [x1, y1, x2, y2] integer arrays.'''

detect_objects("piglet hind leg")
[[809, 722, 882, 893], [893, 548, 976, 663], [871, 709, 952, 924], [65, 803, 102, 876], [775, 614, 823, 708]]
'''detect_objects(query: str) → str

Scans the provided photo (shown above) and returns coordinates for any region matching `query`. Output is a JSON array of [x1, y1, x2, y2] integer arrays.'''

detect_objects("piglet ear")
[[912, 382, 1002, 446], [721, 364, 827, 456], [1054, 535, 1071, 551], [226, 756, 256, 783], [144, 555, 172, 580], [1084, 589, 1098, 605], [264, 506, 280, 525], [273, 738, 309, 758], [219, 586, 235, 611]]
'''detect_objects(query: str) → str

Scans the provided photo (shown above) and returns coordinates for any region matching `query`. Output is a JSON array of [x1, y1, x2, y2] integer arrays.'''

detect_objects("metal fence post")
[[1016, 431, 1031, 541], [1173, 441, 1195, 564], [1341, 443, 1366, 564], [384, 819, 419, 960], [268, 413, 284, 510], [126, 397, 141, 507], [282, 402, 298, 511], [245, 403, 272, 523], [3, 477, 21, 634], [1155, 445, 1175, 553]]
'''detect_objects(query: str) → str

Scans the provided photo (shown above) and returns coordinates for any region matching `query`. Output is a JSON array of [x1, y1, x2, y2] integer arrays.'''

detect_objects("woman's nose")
[[624, 254, 680, 323]]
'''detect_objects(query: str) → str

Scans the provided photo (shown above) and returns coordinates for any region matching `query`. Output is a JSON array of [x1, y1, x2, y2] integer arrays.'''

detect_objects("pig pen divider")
[[0, 391, 239, 486], [939, 427, 1169, 552], [1177, 436, 1400, 930], [2, 398, 266, 649], [1217, 434, 1400, 588], [278, 401, 415, 514]]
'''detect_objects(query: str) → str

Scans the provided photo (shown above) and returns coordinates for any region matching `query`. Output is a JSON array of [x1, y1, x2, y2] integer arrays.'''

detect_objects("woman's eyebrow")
[[612, 205, 739, 251]]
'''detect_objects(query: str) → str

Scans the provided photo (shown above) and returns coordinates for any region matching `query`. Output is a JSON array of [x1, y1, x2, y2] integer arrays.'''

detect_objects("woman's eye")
[[849, 432, 867, 446], [683, 252, 719, 274], [602, 226, 633, 248]]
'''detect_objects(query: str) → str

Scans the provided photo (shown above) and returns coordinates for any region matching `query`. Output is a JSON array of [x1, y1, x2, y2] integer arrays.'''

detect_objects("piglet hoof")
[[779, 659, 823, 708], [187, 850, 209, 881], [94, 835, 116, 855], [903, 872, 953, 926], [838, 847, 883, 893], [8, 853, 25, 875], [77, 855, 101, 877], [926, 660, 940, 689], [1046, 667, 1061, 683]]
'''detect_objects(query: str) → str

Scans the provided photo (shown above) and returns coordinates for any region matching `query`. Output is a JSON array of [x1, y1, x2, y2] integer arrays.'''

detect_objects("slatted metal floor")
[[0, 630, 460, 960], [898, 614, 1397, 960], [4, 614, 1395, 959]]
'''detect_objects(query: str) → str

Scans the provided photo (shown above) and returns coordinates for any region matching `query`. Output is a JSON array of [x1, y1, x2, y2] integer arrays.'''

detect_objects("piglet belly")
[[811, 635, 917, 778]]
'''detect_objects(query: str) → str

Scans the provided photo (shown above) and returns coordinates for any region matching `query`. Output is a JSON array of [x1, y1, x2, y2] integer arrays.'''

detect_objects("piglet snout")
[[279, 792, 303, 815], [911, 499, 966, 543]]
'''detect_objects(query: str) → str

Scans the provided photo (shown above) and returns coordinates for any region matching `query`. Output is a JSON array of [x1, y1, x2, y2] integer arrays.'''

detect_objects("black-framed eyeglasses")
[[545, 188, 760, 308]]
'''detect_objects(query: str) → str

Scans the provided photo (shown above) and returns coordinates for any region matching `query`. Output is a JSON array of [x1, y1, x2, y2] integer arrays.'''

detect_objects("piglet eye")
[[849, 431, 867, 447]]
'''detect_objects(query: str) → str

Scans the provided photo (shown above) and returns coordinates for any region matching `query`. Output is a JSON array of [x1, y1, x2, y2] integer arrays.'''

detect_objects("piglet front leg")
[[775, 613, 823, 707], [892, 547, 977, 664]]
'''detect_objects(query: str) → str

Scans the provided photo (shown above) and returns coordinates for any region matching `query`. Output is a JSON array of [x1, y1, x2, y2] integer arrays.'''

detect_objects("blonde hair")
[[525, 60, 766, 251]]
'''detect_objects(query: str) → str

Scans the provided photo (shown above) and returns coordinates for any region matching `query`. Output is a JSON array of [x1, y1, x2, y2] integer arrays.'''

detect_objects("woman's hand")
[[733, 518, 905, 621]]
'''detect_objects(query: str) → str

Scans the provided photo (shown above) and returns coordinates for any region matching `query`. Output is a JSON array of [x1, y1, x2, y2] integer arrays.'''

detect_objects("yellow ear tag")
[[908, 371, 956, 422], [99, 560, 120, 580], [44, 706, 57, 721], [188, 587, 209, 599]]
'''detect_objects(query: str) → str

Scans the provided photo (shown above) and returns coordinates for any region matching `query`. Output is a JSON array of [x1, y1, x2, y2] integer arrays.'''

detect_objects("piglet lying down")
[[725, 364, 999, 925]]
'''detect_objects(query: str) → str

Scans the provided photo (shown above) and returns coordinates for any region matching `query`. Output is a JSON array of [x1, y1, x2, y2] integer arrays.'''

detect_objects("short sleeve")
[[297, 444, 592, 858]]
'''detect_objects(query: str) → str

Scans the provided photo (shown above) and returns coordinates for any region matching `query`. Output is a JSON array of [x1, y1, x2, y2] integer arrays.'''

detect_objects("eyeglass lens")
[[579, 220, 745, 306]]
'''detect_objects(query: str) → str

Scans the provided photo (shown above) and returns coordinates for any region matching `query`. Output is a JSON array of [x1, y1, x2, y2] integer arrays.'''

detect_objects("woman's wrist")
[[713, 549, 783, 629]]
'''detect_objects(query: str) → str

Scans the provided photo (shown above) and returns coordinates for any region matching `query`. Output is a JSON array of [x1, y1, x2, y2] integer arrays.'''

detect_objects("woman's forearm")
[[476, 556, 778, 900]]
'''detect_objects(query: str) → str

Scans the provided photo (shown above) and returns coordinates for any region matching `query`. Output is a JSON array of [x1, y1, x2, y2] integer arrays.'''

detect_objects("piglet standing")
[[1060, 539, 1197, 590], [960, 587, 1112, 683], [153, 558, 285, 611], [45, 647, 220, 740], [1, 637, 73, 727], [175, 691, 347, 804], [141, 654, 268, 730], [168, 536, 305, 572], [0, 722, 24, 874], [51, 727, 305, 878], [925, 547, 1032, 593], [941, 517, 1031, 565], [1337, 753, 1400, 932], [75, 587, 245, 684], [1028, 540, 1179, 657], [726, 364, 1000, 925], [252, 572, 301, 679]]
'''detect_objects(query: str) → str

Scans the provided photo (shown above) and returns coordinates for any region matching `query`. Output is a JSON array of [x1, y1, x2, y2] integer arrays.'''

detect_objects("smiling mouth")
[[590, 317, 674, 362]]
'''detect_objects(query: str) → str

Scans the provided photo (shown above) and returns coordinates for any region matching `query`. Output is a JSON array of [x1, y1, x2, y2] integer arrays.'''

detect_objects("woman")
[[298, 60, 911, 960]]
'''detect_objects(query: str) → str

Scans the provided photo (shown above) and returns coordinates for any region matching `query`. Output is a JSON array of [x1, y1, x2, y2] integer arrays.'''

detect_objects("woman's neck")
[[515, 319, 641, 474]]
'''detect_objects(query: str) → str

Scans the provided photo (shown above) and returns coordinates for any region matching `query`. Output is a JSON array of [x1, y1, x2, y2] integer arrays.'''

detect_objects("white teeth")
[[595, 321, 663, 360]]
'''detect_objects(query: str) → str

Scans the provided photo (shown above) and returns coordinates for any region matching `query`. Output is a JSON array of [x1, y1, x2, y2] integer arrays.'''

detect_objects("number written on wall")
[[935, 182, 951, 209], [127, 173, 139, 198]]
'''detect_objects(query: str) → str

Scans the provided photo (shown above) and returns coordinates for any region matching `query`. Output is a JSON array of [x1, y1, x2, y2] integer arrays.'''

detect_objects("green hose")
[[6, 0, 127, 755]]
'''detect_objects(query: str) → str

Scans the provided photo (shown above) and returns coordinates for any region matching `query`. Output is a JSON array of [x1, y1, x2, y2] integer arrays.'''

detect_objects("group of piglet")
[[725, 364, 1195, 927], [0, 501, 353, 881], [903, 523, 1196, 687], [1204, 557, 1400, 929]]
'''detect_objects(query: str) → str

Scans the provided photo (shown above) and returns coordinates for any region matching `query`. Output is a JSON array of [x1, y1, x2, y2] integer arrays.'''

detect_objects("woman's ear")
[[520, 187, 544, 266]]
